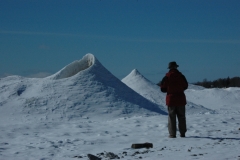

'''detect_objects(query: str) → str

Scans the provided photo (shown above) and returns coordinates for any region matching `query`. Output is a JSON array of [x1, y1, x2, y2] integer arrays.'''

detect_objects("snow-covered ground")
[[0, 54, 239, 160]]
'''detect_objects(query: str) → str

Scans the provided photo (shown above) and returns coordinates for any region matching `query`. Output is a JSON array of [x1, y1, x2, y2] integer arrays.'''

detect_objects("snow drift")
[[185, 87, 240, 113]]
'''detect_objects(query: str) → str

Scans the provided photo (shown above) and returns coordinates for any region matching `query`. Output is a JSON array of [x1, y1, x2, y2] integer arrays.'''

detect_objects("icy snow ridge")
[[52, 53, 95, 80]]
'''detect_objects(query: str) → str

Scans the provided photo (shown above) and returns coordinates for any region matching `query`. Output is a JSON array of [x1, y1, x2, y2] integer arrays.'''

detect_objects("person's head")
[[168, 61, 179, 69]]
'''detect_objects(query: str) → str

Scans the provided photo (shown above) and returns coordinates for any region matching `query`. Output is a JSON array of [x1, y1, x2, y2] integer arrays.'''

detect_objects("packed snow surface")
[[0, 54, 239, 160]]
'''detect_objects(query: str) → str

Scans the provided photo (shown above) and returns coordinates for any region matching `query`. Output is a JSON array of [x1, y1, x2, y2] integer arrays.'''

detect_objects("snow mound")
[[0, 54, 167, 123], [52, 53, 95, 79], [122, 69, 215, 114], [185, 87, 240, 113], [122, 69, 166, 111], [186, 102, 216, 114]]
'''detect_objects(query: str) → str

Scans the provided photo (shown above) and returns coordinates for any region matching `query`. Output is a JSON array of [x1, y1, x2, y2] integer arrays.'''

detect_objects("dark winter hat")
[[168, 61, 179, 69]]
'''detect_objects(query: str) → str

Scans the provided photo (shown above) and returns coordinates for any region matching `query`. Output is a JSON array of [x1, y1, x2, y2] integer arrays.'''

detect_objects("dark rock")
[[17, 85, 26, 96], [87, 154, 101, 160], [73, 155, 83, 158], [131, 143, 153, 149], [105, 152, 119, 159], [122, 151, 127, 154], [97, 152, 104, 156]]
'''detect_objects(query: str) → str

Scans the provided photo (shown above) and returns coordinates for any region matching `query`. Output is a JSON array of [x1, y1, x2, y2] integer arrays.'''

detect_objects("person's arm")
[[160, 76, 168, 93], [182, 75, 188, 90]]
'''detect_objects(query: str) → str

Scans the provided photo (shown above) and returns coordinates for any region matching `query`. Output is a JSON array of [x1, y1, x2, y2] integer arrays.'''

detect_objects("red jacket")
[[160, 69, 188, 106]]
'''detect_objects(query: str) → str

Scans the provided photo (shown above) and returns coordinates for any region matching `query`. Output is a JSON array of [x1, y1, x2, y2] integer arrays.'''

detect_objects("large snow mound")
[[0, 54, 166, 123]]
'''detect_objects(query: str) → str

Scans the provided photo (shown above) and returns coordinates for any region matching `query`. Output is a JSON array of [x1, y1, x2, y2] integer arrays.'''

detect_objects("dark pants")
[[168, 106, 187, 136]]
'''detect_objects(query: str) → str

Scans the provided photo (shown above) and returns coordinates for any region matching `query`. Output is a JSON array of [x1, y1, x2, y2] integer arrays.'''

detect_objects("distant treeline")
[[193, 76, 240, 88]]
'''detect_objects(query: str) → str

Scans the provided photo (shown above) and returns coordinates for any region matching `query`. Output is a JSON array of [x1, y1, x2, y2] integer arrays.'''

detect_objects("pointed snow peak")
[[52, 53, 95, 80], [130, 69, 141, 76], [123, 69, 151, 84], [126, 69, 145, 79]]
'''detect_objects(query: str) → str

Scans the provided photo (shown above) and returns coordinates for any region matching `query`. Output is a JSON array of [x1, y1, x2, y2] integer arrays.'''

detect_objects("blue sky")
[[0, 0, 239, 83]]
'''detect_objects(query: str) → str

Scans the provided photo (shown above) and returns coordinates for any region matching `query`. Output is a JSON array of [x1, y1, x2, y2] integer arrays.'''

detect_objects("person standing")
[[160, 61, 188, 138]]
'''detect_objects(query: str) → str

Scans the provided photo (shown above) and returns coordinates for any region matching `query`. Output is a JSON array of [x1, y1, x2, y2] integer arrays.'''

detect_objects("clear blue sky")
[[0, 0, 239, 83]]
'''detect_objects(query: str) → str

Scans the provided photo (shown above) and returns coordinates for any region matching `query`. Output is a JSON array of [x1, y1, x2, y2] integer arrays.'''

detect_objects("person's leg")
[[168, 106, 177, 137], [176, 106, 187, 137]]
